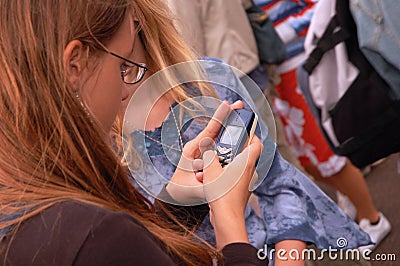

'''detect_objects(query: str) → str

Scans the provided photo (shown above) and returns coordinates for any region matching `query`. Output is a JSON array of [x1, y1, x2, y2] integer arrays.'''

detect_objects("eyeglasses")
[[107, 51, 148, 85]]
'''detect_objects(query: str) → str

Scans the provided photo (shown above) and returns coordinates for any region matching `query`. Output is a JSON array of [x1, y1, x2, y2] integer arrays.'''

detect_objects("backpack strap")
[[303, 15, 351, 74]]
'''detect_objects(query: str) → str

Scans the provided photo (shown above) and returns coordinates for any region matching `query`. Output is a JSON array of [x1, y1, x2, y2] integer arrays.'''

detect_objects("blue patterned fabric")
[[128, 58, 371, 252]]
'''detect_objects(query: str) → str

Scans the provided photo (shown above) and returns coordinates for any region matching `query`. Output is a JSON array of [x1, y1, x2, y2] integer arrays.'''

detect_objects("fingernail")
[[199, 137, 215, 154]]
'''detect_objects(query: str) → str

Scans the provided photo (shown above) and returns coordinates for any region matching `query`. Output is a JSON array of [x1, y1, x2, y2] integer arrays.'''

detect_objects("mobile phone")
[[215, 109, 258, 167]]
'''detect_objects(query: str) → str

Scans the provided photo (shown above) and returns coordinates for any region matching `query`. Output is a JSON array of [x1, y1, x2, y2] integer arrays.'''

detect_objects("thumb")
[[201, 148, 248, 202], [202, 150, 223, 184]]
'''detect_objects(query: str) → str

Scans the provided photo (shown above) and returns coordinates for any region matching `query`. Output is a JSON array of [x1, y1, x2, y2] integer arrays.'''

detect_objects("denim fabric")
[[0, 214, 23, 240], [242, 64, 270, 97], [350, 0, 400, 100]]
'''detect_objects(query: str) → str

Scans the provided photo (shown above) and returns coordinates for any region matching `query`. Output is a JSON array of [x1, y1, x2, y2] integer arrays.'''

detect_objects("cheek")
[[82, 69, 125, 131]]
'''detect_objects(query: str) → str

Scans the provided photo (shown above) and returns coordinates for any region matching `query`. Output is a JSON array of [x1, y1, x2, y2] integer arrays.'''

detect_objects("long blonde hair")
[[132, 0, 217, 103], [0, 0, 216, 264]]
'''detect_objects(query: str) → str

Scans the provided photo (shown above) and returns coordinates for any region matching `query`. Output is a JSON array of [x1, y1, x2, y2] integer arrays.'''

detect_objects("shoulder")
[[1, 201, 176, 266], [198, 57, 244, 102], [73, 202, 177, 265]]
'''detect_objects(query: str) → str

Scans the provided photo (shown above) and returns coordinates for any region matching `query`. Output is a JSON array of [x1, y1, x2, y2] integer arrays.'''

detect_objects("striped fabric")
[[254, 0, 317, 61]]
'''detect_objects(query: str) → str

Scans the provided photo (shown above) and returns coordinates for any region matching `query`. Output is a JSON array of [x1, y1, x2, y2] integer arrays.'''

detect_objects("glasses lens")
[[123, 63, 146, 84]]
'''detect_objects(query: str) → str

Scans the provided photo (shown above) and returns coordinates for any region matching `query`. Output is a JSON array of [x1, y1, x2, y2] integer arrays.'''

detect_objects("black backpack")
[[299, 0, 400, 168]]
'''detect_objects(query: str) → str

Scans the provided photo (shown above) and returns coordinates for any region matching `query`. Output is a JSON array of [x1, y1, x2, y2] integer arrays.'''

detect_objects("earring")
[[75, 92, 93, 122]]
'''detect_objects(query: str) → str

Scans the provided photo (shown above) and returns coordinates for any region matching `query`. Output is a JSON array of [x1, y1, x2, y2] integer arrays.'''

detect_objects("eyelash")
[[121, 62, 131, 71]]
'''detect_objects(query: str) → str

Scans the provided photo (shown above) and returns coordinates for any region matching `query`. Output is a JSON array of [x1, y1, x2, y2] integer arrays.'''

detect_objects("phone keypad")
[[216, 145, 233, 167]]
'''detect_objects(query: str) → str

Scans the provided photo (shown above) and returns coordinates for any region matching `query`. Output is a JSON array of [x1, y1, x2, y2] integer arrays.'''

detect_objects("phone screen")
[[220, 125, 243, 145]]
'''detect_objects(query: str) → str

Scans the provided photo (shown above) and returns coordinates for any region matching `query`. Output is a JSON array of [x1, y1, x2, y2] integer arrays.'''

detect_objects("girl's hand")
[[166, 101, 243, 204], [202, 136, 263, 249]]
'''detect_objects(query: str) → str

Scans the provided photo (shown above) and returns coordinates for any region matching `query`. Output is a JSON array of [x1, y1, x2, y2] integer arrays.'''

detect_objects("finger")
[[248, 171, 259, 192], [202, 150, 223, 184], [176, 153, 196, 172], [195, 101, 231, 142], [181, 101, 231, 159], [199, 137, 215, 155], [193, 158, 204, 172], [195, 172, 204, 182], [230, 100, 244, 110], [203, 148, 248, 202], [246, 136, 263, 166]]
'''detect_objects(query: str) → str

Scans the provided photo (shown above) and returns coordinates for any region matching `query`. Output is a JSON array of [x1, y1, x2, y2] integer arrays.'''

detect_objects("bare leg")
[[305, 160, 379, 223]]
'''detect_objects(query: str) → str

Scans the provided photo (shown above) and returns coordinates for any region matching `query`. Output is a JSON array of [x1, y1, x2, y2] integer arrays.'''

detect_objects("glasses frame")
[[107, 51, 148, 85]]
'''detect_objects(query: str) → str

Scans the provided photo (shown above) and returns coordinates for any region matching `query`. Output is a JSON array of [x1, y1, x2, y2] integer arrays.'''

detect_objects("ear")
[[63, 40, 85, 90]]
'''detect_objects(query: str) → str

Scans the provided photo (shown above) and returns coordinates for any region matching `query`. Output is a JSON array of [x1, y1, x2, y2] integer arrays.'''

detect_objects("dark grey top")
[[0, 201, 265, 265]]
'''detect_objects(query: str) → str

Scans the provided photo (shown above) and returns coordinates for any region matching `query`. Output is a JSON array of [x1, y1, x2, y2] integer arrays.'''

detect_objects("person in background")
[[255, 0, 391, 252], [166, 0, 308, 178], [0, 0, 267, 265]]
